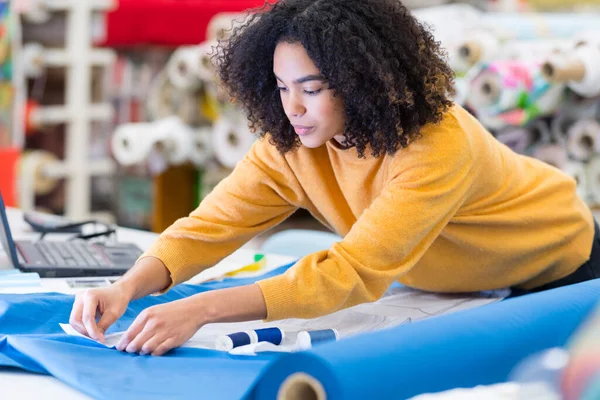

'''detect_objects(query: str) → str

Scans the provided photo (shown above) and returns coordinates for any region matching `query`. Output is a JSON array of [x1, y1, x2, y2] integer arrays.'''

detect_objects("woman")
[[70, 0, 598, 356]]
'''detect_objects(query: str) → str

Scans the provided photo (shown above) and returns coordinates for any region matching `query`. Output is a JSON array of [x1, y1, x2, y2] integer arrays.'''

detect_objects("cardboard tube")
[[458, 41, 482, 65], [277, 373, 326, 400], [470, 73, 502, 107], [542, 56, 586, 83]]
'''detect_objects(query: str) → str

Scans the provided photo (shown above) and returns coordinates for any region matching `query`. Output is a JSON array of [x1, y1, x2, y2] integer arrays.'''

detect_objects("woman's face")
[[273, 41, 347, 148]]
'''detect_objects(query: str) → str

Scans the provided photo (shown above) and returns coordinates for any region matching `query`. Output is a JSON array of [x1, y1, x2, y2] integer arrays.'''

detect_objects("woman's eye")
[[304, 89, 322, 96], [276, 87, 288, 92]]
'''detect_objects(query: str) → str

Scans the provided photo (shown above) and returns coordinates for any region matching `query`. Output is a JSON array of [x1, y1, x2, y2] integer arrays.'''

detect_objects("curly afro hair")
[[216, 0, 455, 158]]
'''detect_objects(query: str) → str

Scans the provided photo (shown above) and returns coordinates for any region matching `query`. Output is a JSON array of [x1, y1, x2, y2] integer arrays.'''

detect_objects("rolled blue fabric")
[[256, 279, 600, 400]]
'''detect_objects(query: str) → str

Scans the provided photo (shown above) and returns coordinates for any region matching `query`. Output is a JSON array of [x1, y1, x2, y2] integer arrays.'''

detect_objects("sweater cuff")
[[256, 274, 298, 322], [137, 240, 197, 294]]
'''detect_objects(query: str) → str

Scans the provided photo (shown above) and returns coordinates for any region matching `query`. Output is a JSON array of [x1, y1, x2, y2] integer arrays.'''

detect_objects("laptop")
[[0, 193, 143, 278]]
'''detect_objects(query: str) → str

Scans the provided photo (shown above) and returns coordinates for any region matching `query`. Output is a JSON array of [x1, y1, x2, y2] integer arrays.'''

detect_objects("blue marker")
[[216, 327, 285, 351]]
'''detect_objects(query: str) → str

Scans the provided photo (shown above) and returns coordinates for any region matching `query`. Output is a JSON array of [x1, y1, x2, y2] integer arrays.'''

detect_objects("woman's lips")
[[293, 125, 315, 136]]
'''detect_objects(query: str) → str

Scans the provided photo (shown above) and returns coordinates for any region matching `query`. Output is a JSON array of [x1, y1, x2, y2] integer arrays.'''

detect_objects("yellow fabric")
[[140, 105, 595, 321]]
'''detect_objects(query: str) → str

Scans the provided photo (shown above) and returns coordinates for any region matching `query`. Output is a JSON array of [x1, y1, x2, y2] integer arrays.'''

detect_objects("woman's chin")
[[298, 135, 326, 148]]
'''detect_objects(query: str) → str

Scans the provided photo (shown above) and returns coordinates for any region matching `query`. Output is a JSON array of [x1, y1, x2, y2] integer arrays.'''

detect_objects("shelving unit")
[[15, 0, 117, 221]]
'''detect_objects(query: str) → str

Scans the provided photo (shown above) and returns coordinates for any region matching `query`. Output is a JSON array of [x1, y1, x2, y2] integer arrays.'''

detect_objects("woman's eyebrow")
[[275, 73, 326, 85]]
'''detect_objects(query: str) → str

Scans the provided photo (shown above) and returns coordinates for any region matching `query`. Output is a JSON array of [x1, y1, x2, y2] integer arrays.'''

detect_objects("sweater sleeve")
[[140, 139, 303, 291], [257, 119, 476, 321]]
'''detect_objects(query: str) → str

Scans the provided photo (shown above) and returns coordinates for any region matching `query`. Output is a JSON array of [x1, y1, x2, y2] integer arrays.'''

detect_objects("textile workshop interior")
[[2, 0, 600, 399]]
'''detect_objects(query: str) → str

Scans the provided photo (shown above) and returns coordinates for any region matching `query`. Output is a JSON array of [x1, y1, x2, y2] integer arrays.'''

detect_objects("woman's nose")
[[285, 93, 306, 117]]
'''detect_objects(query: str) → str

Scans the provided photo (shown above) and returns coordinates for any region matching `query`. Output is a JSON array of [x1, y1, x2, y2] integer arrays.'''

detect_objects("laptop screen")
[[0, 192, 20, 268]]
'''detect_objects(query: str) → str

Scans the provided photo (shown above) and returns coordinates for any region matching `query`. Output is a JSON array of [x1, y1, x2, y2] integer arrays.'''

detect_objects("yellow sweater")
[[141, 105, 595, 321]]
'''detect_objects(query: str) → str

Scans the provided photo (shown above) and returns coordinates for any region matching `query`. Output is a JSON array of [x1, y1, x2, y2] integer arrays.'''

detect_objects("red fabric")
[[0, 148, 20, 207], [102, 0, 268, 47]]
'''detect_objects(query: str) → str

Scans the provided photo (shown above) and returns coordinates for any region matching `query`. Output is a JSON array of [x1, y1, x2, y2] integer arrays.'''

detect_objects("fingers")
[[138, 335, 161, 356], [69, 293, 86, 335], [96, 310, 118, 336], [116, 309, 150, 352], [115, 308, 175, 356], [138, 335, 176, 357], [81, 291, 104, 342], [151, 338, 176, 357]]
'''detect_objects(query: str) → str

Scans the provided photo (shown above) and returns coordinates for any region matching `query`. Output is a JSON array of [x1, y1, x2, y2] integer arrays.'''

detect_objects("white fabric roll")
[[111, 122, 155, 166], [23, 0, 51, 23], [152, 117, 195, 165], [531, 144, 568, 170], [22, 43, 45, 77], [188, 127, 213, 167], [193, 41, 219, 82], [587, 156, 600, 205], [563, 161, 591, 202], [166, 44, 216, 91], [111, 117, 194, 166], [19, 150, 59, 195], [206, 12, 244, 41], [566, 119, 600, 162], [455, 29, 500, 67], [502, 39, 569, 61], [567, 44, 600, 98], [213, 113, 256, 169]]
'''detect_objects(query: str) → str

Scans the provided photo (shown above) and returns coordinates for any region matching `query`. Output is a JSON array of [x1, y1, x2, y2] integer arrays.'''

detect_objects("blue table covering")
[[2, 262, 599, 400]]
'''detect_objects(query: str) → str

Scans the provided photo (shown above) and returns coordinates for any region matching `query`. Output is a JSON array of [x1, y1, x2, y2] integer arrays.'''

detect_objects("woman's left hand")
[[116, 295, 206, 356]]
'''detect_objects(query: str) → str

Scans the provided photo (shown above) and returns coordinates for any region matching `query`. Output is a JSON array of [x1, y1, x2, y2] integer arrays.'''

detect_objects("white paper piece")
[[59, 323, 123, 348]]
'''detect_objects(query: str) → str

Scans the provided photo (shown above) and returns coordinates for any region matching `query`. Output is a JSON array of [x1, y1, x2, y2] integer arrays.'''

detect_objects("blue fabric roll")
[[255, 279, 600, 400], [1, 262, 599, 400]]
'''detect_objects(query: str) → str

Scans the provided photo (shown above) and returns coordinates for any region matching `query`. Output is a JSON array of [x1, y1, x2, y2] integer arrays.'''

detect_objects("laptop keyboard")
[[35, 241, 110, 267]]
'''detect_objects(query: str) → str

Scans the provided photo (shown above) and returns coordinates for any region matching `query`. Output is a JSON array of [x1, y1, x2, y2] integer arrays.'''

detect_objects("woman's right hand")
[[69, 284, 133, 342]]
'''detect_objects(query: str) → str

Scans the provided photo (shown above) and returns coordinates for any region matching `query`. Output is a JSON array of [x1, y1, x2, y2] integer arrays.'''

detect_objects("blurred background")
[[0, 0, 600, 246]]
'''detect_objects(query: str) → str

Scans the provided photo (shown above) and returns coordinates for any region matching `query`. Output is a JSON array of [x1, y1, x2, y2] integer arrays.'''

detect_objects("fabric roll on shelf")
[[21, 42, 45, 77], [212, 110, 257, 169], [531, 143, 569, 170], [111, 116, 194, 167], [587, 156, 600, 206], [565, 119, 600, 162], [19, 0, 52, 24], [187, 126, 213, 168], [542, 31, 600, 98], [562, 161, 592, 203], [17, 150, 60, 196], [146, 71, 207, 127], [166, 41, 218, 92], [467, 60, 565, 129], [206, 12, 245, 41], [454, 34, 568, 74]]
